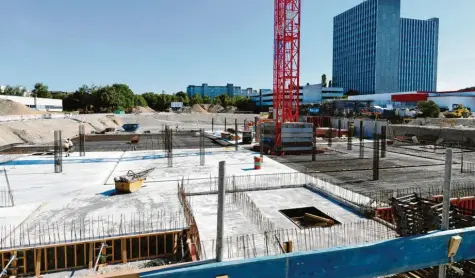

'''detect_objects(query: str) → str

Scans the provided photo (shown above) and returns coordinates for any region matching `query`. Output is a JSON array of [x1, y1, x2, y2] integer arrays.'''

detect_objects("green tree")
[[190, 94, 203, 106], [142, 93, 159, 110], [202, 95, 211, 104], [134, 94, 148, 107], [321, 74, 327, 87], [32, 83, 51, 98], [111, 83, 135, 110], [218, 94, 233, 107], [328, 80, 332, 87], [175, 91, 189, 106], [1, 85, 26, 96], [417, 100, 440, 118], [93, 86, 121, 112], [211, 96, 222, 105]]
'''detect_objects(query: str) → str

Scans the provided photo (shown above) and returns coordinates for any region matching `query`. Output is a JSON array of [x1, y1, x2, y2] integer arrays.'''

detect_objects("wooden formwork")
[[0, 229, 186, 277]]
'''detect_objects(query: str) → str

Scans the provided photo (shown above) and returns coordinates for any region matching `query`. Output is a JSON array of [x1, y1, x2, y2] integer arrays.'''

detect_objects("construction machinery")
[[444, 104, 471, 118], [114, 168, 155, 193]]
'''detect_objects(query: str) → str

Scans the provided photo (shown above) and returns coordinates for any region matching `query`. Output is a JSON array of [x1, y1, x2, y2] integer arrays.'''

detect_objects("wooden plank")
[[12, 251, 17, 276], [89, 243, 94, 269], [84, 243, 87, 269], [44, 247, 47, 271], [23, 250, 27, 274], [74, 244, 77, 267], [164, 234, 167, 254], [147, 236, 150, 258], [54, 247, 57, 270], [35, 249, 42, 278], [112, 240, 115, 262], [121, 239, 127, 264]]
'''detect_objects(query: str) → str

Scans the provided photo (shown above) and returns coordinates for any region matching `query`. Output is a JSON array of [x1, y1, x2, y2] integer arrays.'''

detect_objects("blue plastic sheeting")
[[0, 151, 214, 166], [141, 227, 475, 278]]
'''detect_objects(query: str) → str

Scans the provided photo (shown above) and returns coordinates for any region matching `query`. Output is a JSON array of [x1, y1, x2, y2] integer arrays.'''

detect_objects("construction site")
[[1, 0, 475, 277], [1, 111, 475, 277]]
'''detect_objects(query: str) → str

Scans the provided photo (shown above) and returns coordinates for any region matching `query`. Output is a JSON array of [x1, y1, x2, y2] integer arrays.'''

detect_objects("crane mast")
[[273, 0, 301, 150]]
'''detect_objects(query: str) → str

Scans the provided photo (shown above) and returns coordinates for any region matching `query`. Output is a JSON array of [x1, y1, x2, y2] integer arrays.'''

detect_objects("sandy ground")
[[0, 113, 258, 147], [0, 114, 121, 146]]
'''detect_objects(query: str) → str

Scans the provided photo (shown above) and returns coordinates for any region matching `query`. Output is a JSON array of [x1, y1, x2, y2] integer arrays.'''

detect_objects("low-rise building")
[[186, 83, 242, 99], [348, 90, 475, 111], [249, 84, 345, 109], [0, 95, 63, 112]]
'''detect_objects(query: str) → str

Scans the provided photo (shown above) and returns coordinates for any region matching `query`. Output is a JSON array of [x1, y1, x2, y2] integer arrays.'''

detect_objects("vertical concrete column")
[[235, 119, 238, 151], [359, 121, 364, 159], [338, 119, 342, 138], [373, 133, 380, 181], [212, 118, 214, 132], [312, 122, 316, 161], [216, 161, 226, 262], [438, 149, 453, 278], [260, 125, 264, 162], [381, 126, 387, 158], [224, 118, 227, 131]]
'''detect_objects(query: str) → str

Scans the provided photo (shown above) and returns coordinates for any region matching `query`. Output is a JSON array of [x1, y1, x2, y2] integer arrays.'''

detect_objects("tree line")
[[1, 83, 255, 113]]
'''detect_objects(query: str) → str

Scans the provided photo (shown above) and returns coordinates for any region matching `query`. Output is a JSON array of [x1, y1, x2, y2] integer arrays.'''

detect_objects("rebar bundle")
[[231, 192, 275, 232], [0, 169, 14, 207], [53, 130, 62, 173]]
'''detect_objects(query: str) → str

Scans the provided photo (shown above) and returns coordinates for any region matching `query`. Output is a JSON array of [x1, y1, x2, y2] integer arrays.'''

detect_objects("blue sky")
[[0, 0, 474, 93]]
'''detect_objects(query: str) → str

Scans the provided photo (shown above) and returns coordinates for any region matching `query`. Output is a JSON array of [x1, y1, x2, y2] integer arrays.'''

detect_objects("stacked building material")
[[281, 122, 313, 152]]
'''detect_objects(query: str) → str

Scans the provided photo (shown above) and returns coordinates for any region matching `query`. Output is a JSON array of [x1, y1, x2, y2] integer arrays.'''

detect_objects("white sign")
[[171, 102, 183, 108]]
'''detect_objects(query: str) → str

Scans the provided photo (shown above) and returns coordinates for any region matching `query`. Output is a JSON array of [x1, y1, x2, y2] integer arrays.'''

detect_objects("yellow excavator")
[[444, 104, 471, 118]]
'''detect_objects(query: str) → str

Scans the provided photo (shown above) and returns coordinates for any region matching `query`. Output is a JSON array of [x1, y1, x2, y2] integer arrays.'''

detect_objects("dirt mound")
[[0, 99, 41, 115], [133, 106, 155, 113], [208, 104, 225, 113], [222, 106, 237, 113], [190, 104, 208, 114]]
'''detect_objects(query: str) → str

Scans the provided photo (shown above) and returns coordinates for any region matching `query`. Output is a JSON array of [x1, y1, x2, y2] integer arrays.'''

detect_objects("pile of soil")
[[133, 106, 155, 113], [190, 104, 208, 114], [208, 104, 225, 113], [0, 99, 41, 115]]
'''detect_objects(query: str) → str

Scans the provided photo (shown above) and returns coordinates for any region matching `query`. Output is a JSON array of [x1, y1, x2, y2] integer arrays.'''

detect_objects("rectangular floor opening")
[[279, 206, 340, 228]]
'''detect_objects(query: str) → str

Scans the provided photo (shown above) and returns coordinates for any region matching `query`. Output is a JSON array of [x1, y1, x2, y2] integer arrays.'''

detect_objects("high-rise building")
[[399, 18, 439, 92], [332, 0, 439, 94]]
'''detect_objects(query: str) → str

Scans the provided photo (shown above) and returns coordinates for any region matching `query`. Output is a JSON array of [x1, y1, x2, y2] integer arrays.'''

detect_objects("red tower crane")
[[273, 0, 301, 149]]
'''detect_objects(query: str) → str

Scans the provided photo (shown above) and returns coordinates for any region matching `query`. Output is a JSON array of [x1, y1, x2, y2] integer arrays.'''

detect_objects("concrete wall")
[[331, 118, 389, 138]]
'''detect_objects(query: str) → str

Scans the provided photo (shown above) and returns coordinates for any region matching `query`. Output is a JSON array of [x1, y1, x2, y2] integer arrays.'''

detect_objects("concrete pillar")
[[216, 161, 226, 262]]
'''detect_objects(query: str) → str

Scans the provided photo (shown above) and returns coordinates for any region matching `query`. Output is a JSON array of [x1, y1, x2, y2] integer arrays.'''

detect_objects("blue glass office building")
[[186, 83, 241, 99], [333, 0, 439, 94], [399, 18, 439, 92]]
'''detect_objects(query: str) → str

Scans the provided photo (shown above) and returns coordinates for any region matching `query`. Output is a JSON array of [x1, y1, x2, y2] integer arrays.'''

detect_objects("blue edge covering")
[[141, 227, 475, 278]]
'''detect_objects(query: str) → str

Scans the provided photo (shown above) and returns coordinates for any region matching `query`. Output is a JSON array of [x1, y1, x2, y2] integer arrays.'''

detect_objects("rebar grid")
[[0, 210, 187, 250], [197, 219, 396, 261]]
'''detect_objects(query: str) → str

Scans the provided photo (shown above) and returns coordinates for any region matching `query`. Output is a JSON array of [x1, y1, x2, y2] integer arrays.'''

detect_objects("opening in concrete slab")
[[279, 207, 340, 228]]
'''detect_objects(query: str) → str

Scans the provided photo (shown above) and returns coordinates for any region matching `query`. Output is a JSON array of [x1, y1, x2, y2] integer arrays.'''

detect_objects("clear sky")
[[0, 0, 474, 93]]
